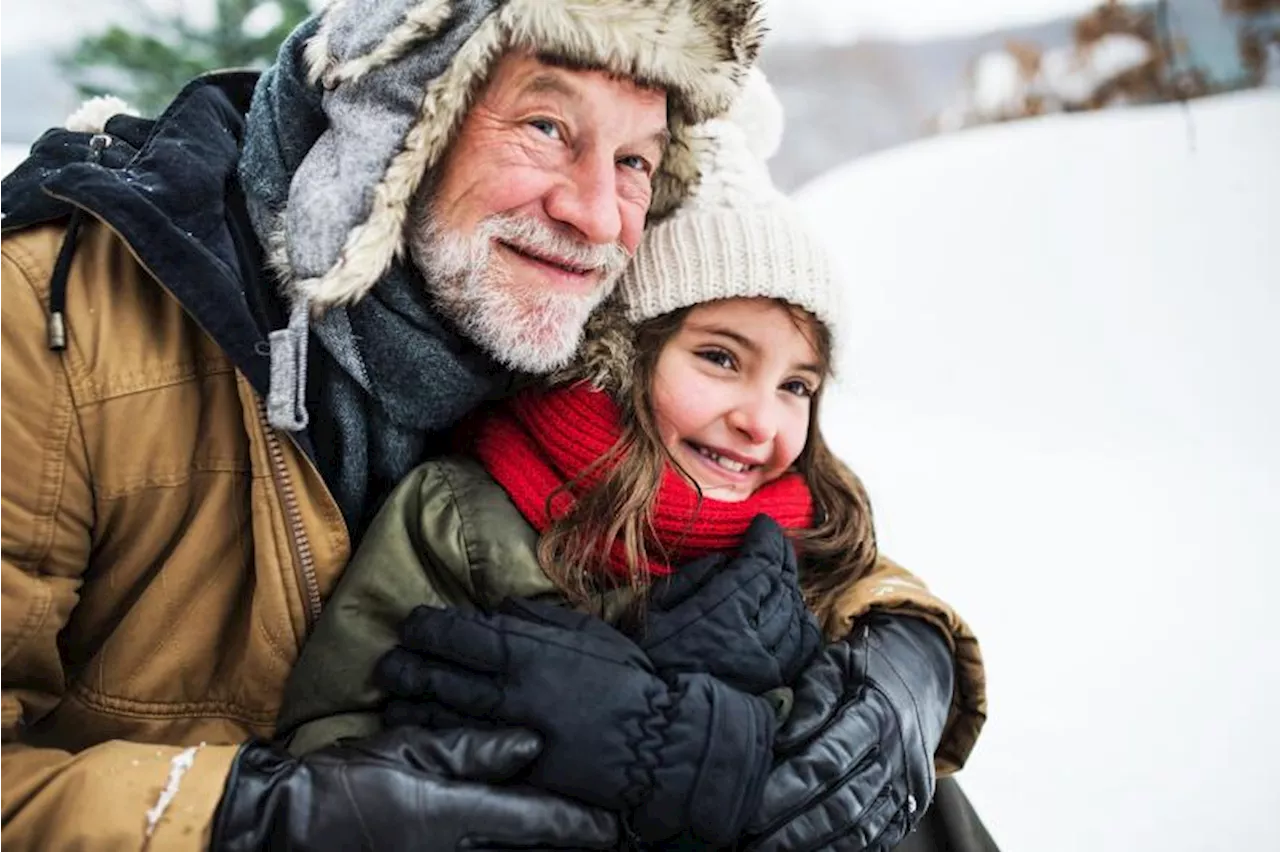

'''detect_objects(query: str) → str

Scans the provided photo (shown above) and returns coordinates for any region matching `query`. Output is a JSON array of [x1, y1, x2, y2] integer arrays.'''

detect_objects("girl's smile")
[[652, 297, 822, 502]]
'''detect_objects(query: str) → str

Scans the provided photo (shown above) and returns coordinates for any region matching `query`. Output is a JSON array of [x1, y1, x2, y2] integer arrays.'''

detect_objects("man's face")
[[408, 51, 670, 373]]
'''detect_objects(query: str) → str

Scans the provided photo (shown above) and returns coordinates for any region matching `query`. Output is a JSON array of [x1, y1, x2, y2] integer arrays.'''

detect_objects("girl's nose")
[[727, 397, 778, 445]]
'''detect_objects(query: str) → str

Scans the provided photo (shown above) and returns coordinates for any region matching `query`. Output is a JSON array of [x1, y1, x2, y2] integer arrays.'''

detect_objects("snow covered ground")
[[796, 89, 1280, 851], [2, 144, 33, 180]]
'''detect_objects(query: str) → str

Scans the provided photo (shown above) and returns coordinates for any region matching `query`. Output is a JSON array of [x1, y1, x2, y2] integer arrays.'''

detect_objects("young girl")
[[276, 74, 985, 849]]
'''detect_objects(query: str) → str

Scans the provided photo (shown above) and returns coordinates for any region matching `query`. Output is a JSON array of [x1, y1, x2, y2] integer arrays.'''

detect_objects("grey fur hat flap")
[[282, 0, 765, 310]]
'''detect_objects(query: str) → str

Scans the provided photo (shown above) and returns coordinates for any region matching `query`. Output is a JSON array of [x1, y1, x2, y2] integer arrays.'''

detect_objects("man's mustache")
[[475, 214, 631, 281]]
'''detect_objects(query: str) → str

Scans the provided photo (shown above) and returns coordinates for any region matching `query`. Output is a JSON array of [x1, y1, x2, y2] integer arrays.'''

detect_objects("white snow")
[[796, 88, 1280, 851], [143, 743, 202, 837], [2, 144, 31, 180]]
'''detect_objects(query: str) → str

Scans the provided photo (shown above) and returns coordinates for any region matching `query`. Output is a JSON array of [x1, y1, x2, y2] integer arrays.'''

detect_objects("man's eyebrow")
[[646, 127, 673, 155], [519, 72, 581, 103]]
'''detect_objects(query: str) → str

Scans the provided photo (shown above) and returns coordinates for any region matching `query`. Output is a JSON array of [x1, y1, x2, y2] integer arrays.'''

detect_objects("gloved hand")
[[377, 599, 777, 845], [209, 726, 619, 851], [641, 514, 823, 694], [740, 614, 956, 852]]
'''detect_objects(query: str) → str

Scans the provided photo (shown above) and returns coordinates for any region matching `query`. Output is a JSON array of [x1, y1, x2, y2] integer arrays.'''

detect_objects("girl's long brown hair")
[[537, 302, 878, 638]]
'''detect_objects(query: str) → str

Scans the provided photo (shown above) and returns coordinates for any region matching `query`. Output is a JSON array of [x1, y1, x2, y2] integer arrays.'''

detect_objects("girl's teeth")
[[696, 445, 750, 473]]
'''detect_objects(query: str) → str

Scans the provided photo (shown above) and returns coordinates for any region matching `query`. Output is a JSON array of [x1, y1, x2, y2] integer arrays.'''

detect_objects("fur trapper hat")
[[280, 0, 765, 310]]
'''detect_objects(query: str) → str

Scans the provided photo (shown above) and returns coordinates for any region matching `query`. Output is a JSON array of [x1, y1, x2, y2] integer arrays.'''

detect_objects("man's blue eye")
[[529, 118, 560, 139], [618, 154, 651, 174]]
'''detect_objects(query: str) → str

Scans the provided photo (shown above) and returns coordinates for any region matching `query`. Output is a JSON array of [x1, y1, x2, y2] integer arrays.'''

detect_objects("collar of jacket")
[[1, 71, 282, 403]]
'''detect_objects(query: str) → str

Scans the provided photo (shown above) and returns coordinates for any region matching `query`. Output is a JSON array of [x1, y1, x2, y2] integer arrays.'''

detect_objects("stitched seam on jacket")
[[77, 362, 237, 404], [434, 460, 482, 602], [0, 226, 233, 403], [2, 241, 88, 672], [0, 582, 53, 671], [66, 682, 277, 724], [95, 464, 250, 501], [3, 238, 75, 561]]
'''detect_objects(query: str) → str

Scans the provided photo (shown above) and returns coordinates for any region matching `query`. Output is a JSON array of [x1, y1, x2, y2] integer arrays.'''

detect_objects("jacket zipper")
[[42, 189, 325, 631], [256, 397, 323, 630]]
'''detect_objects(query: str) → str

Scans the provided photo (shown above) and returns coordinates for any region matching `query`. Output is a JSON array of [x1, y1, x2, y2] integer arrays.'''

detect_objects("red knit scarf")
[[473, 383, 813, 578]]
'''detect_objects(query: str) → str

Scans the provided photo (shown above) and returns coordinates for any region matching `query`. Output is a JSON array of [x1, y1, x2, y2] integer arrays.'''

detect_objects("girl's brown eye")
[[782, 379, 815, 398], [696, 349, 735, 370]]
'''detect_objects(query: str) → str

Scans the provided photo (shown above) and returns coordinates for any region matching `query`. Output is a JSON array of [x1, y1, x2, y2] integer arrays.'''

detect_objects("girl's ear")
[[548, 296, 636, 397]]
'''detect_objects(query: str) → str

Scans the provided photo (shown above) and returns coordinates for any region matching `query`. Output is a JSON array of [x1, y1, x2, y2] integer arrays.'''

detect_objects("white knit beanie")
[[618, 69, 840, 346]]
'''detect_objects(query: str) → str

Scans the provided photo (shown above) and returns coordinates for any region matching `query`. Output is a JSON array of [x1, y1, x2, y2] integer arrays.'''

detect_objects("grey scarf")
[[239, 21, 511, 537]]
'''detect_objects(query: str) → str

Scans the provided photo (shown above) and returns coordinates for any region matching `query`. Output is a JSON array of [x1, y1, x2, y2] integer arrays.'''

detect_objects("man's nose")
[[543, 150, 623, 247]]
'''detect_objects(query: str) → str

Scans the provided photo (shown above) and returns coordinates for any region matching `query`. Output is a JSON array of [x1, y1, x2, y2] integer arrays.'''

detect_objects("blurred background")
[[3, 0, 1277, 184], [2, 1, 1278, 850]]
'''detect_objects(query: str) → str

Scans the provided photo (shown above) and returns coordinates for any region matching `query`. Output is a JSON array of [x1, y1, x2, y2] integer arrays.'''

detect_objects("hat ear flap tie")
[[266, 295, 313, 431]]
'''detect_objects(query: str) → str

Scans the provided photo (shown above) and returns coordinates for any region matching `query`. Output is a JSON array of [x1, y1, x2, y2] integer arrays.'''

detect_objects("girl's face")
[[651, 298, 823, 502]]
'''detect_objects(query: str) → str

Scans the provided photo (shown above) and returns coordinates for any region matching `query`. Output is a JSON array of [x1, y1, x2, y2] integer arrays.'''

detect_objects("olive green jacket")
[[277, 457, 988, 774], [277, 456, 584, 753]]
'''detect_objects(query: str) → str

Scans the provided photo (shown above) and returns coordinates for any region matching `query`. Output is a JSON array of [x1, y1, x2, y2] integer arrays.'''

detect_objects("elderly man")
[[2, 1, 982, 850]]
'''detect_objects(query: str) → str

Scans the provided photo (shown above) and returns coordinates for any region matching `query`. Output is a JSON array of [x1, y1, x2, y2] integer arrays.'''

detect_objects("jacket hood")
[[256, 0, 765, 310], [1, 73, 282, 398]]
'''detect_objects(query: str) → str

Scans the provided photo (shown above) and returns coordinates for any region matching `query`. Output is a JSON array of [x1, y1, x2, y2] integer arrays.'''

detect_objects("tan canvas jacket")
[[2, 222, 352, 849]]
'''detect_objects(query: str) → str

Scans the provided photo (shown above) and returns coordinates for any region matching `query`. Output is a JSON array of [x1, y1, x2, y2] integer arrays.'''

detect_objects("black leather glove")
[[377, 599, 777, 845], [741, 614, 955, 852], [641, 515, 823, 695], [210, 726, 619, 851]]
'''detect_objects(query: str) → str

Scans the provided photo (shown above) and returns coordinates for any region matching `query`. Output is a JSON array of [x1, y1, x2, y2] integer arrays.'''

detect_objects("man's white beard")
[[408, 212, 629, 374]]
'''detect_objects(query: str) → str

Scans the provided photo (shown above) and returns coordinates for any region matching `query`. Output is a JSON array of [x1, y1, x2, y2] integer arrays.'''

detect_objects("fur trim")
[[497, 0, 763, 125], [322, 1, 454, 87], [258, 212, 297, 295], [306, 16, 506, 307], [550, 296, 639, 397], [302, 0, 348, 87], [64, 96, 138, 133], [298, 0, 764, 309]]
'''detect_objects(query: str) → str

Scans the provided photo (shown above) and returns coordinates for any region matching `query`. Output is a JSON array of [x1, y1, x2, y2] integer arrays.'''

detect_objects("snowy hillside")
[[797, 89, 1280, 851]]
